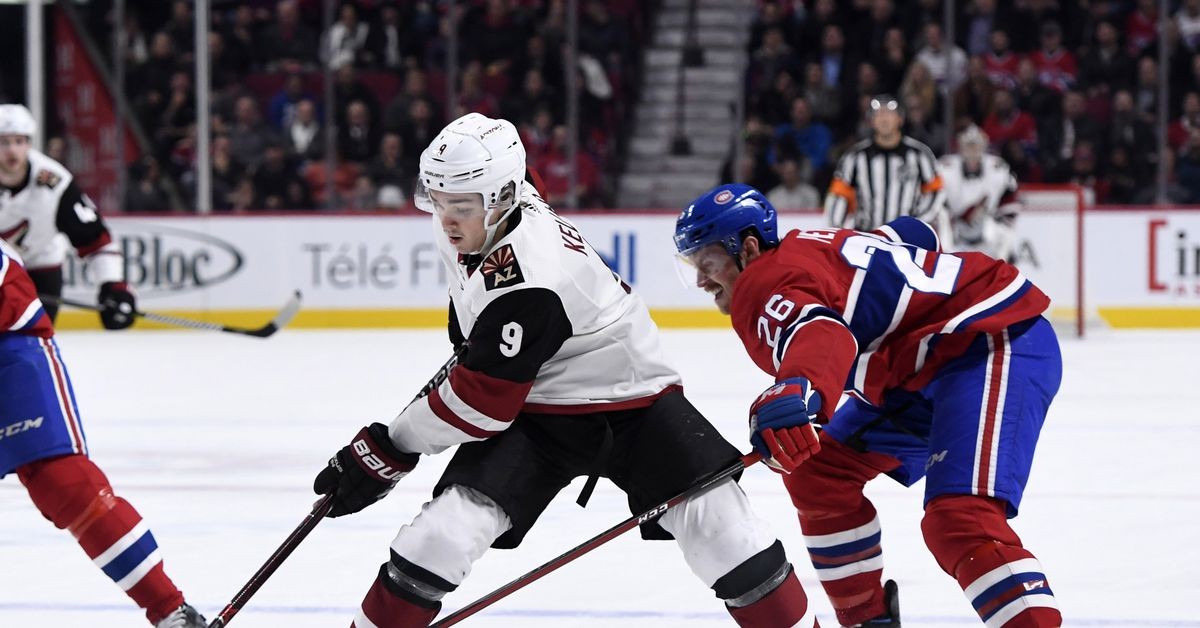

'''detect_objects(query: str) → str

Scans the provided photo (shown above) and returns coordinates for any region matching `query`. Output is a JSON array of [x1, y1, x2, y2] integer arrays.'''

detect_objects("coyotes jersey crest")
[[480, 244, 524, 290]]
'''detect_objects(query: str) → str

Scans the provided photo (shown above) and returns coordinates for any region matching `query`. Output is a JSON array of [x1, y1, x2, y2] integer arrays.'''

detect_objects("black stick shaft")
[[207, 496, 334, 628], [430, 452, 762, 627], [207, 349, 463, 628]]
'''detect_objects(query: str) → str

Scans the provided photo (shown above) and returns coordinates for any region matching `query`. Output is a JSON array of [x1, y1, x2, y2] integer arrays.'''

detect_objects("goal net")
[[1013, 184, 1092, 338]]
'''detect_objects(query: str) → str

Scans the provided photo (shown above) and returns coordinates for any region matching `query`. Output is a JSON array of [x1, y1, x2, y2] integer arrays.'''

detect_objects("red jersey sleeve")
[[732, 259, 857, 423]]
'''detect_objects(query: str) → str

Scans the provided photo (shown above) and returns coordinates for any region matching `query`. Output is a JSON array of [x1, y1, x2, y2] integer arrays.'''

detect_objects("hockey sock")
[[17, 455, 183, 624], [923, 495, 1060, 627], [799, 500, 886, 626], [783, 436, 898, 626], [353, 559, 445, 628], [724, 564, 817, 628]]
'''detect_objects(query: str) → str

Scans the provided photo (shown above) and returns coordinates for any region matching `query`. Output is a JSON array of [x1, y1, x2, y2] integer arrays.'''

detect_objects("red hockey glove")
[[749, 377, 822, 474]]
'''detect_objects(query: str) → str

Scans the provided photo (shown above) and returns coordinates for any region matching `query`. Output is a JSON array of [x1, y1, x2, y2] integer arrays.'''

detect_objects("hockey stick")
[[40, 290, 302, 338], [207, 349, 464, 628], [430, 451, 763, 627]]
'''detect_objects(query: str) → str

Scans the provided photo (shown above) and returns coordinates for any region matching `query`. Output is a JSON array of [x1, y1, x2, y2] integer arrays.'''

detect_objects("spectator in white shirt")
[[767, 158, 820, 210]]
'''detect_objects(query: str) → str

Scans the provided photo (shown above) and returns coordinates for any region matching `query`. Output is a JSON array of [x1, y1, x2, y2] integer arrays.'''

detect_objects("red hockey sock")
[[18, 455, 183, 624], [923, 495, 1060, 626], [726, 567, 816, 628], [784, 436, 899, 626], [352, 564, 441, 628]]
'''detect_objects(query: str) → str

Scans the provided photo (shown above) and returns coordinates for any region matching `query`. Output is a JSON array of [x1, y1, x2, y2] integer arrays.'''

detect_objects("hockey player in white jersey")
[[312, 113, 818, 627], [0, 104, 135, 329], [939, 125, 1021, 261]]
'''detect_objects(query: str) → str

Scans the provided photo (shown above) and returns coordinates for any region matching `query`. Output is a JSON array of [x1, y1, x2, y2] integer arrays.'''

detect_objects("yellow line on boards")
[[50, 307, 1200, 331], [1098, 308, 1200, 328]]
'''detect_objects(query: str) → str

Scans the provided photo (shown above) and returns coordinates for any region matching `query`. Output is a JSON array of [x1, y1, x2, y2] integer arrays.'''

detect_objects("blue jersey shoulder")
[[871, 216, 940, 252]]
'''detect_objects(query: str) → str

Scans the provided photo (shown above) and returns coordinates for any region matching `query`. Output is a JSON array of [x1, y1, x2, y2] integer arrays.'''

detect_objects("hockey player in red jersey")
[[0, 240, 203, 627], [312, 114, 819, 627], [675, 183, 1063, 627], [0, 104, 135, 329]]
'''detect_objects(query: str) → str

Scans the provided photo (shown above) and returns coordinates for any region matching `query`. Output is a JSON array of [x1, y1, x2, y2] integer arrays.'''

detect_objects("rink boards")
[[51, 208, 1200, 330]]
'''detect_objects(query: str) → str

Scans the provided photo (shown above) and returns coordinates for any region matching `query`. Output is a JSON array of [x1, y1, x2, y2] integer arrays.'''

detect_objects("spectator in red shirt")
[[982, 28, 1020, 89], [1030, 21, 1076, 93], [533, 125, 600, 207], [983, 90, 1037, 154], [1125, 0, 1158, 56], [455, 61, 500, 119], [1169, 92, 1200, 150]]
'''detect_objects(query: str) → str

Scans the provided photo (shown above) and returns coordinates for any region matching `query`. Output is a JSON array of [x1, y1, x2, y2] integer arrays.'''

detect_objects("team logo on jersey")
[[714, 190, 734, 204], [35, 170, 61, 189], [481, 244, 524, 290]]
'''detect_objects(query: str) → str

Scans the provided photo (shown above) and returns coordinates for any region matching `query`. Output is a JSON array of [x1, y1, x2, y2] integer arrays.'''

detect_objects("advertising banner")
[[53, 209, 1200, 329]]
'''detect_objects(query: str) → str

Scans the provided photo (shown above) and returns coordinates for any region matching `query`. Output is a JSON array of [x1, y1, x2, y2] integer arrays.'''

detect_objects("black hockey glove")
[[98, 282, 136, 330], [314, 423, 419, 518]]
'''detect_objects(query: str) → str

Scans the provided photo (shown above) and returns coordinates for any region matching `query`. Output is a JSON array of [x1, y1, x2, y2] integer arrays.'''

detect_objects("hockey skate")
[[854, 579, 900, 627], [155, 602, 207, 628]]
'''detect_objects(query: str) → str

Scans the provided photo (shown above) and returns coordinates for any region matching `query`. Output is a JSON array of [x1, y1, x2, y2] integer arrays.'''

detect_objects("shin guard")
[[18, 454, 183, 624], [923, 495, 1060, 627], [725, 565, 817, 628]]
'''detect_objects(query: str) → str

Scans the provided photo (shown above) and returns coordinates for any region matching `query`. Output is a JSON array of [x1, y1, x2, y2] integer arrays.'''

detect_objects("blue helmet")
[[674, 183, 779, 258]]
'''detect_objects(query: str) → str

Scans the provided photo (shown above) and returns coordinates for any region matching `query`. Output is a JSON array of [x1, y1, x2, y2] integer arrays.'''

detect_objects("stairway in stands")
[[617, 0, 751, 209]]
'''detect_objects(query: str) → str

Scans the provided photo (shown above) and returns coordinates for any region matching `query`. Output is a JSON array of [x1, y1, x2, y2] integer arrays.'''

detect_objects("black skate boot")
[[155, 602, 207, 628], [855, 579, 900, 627]]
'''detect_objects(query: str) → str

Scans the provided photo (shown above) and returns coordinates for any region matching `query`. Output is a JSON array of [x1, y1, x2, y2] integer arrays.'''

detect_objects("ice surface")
[[1, 328, 1196, 627]]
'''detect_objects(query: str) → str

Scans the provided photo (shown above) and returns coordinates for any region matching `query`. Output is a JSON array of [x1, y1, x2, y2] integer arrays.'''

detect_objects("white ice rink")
[[1, 327, 1196, 627]]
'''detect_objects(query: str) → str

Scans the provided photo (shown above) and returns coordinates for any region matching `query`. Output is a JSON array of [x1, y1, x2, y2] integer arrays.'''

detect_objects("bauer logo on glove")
[[748, 377, 822, 474]]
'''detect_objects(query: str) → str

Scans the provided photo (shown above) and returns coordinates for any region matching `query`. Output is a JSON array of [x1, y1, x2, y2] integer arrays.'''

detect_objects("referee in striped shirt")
[[824, 94, 949, 238]]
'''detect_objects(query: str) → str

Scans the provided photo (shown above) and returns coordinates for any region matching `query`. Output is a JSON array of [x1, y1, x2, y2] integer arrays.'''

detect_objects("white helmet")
[[0, 104, 36, 138], [957, 124, 988, 150], [958, 124, 988, 163], [416, 112, 526, 254]]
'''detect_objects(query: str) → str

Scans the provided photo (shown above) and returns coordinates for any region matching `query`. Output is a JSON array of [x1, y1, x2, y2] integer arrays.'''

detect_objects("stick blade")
[[241, 290, 303, 338]]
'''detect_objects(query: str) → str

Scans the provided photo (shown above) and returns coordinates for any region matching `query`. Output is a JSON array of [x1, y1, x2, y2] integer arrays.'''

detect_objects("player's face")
[[687, 243, 742, 315], [430, 190, 488, 253], [0, 135, 31, 177]]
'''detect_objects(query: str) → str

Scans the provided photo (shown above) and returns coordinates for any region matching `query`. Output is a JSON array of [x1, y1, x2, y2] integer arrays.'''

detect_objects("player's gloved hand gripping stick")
[[207, 349, 462, 628]]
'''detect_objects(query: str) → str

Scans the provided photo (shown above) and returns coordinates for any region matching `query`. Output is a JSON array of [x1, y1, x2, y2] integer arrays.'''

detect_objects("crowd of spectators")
[[83, 0, 646, 212], [737, 0, 1200, 207]]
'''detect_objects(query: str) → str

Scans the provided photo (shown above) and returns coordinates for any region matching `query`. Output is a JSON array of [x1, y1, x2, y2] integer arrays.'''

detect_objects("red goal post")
[[1012, 183, 1088, 338]]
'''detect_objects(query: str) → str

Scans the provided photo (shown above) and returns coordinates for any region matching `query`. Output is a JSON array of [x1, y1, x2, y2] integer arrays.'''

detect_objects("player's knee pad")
[[921, 494, 1022, 577], [16, 454, 116, 533], [658, 479, 777, 587], [389, 485, 511, 591]]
